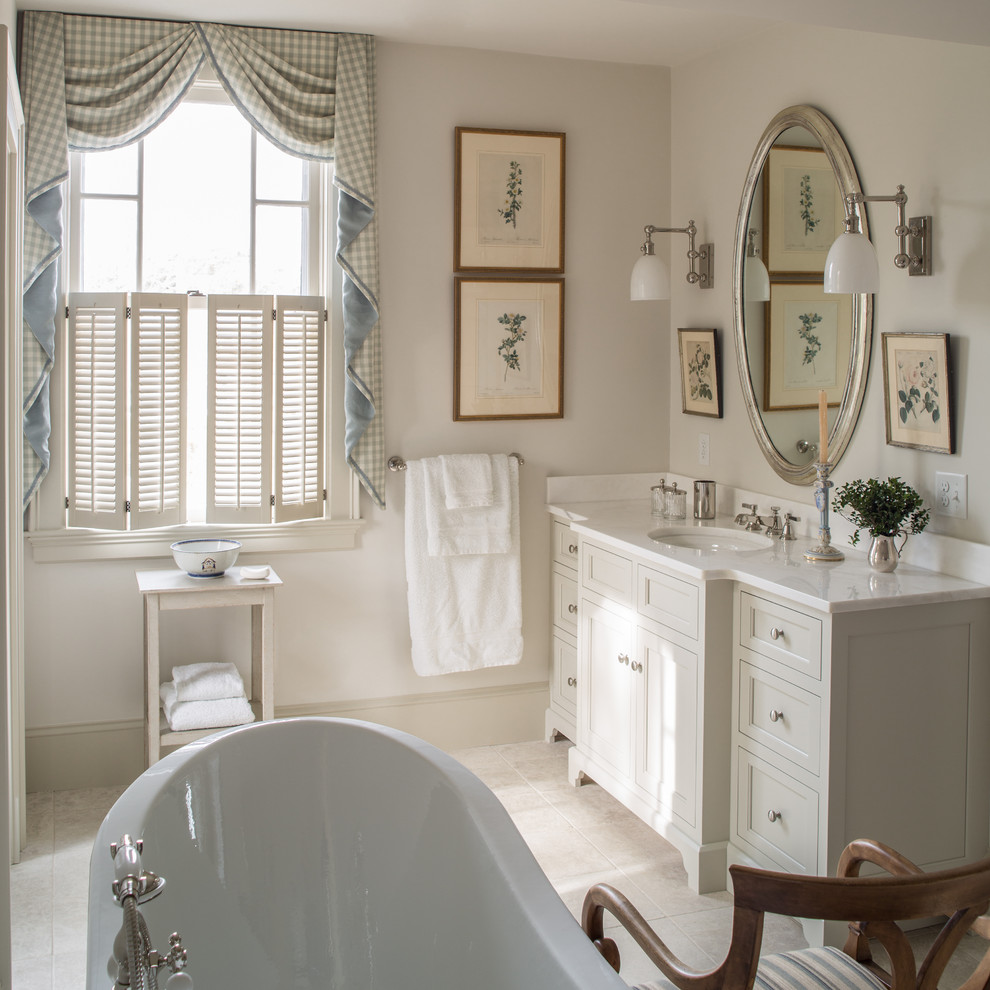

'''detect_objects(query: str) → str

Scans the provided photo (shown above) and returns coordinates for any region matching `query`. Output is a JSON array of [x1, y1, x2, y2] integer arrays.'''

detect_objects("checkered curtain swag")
[[19, 11, 384, 509]]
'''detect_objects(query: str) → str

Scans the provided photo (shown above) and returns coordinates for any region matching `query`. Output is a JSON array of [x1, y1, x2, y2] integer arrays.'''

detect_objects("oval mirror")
[[733, 105, 872, 485]]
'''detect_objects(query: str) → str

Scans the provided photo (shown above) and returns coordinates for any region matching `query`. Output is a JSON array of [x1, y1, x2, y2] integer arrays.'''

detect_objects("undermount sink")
[[648, 525, 774, 553]]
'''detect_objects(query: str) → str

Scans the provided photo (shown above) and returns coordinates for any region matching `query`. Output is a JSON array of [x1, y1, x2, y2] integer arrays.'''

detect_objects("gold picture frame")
[[454, 278, 564, 421], [881, 332, 953, 453], [454, 127, 565, 273], [764, 145, 846, 276], [764, 282, 851, 411]]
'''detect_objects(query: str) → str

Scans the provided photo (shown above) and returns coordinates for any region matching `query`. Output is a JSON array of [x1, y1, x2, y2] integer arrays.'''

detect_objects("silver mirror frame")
[[732, 105, 873, 485]]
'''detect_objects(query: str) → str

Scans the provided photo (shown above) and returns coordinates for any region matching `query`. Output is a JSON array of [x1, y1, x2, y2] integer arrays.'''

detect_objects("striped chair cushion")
[[635, 946, 889, 990]]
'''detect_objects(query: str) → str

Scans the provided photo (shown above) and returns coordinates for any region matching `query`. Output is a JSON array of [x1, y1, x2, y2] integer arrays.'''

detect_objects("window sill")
[[27, 518, 365, 563]]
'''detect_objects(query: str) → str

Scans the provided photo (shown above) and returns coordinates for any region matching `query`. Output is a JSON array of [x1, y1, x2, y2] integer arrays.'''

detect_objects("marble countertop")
[[548, 498, 990, 614]]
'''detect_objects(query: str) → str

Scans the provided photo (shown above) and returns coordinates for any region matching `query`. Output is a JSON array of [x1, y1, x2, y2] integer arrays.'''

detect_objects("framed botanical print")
[[454, 278, 563, 420], [677, 328, 722, 417], [881, 332, 953, 453], [454, 127, 565, 273], [764, 282, 851, 411], [764, 145, 846, 275]]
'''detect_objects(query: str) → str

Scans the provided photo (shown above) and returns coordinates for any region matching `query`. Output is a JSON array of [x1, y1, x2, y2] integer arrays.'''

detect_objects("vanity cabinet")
[[729, 585, 990, 944], [545, 518, 579, 742], [570, 536, 732, 893]]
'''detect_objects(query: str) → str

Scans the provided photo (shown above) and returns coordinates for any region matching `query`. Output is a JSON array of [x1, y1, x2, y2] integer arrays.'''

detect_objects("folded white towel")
[[159, 681, 255, 732], [425, 454, 511, 556], [440, 453, 494, 508], [171, 662, 245, 703], [405, 455, 522, 676]]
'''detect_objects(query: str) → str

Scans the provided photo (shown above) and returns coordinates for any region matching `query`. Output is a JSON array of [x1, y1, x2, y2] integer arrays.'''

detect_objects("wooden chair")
[[583, 839, 990, 990]]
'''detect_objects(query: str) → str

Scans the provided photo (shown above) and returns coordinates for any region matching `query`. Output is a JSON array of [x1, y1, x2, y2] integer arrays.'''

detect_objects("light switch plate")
[[698, 433, 710, 466]]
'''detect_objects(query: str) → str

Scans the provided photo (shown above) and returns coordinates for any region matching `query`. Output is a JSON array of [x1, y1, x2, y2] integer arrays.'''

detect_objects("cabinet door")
[[551, 631, 578, 717], [635, 623, 698, 826], [580, 597, 634, 777]]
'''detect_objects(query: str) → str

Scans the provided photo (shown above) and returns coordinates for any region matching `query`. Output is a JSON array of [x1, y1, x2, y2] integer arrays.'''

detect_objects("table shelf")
[[137, 566, 282, 767]]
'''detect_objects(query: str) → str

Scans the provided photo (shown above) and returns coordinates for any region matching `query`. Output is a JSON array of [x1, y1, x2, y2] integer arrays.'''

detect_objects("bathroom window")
[[31, 71, 361, 555]]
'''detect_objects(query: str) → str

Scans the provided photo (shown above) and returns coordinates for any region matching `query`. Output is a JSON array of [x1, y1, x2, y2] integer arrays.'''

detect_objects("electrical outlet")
[[698, 432, 710, 466], [935, 472, 967, 519]]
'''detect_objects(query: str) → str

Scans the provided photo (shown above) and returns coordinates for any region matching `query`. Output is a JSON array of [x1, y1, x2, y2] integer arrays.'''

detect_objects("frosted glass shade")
[[630, 253, 670, 301], [824, 230, 879, 293], [744, 254, 770, 303]]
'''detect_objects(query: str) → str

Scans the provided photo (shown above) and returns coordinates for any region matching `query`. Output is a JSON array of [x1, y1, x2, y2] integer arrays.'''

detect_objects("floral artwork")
[[799, 175, 821, 237], [454, 127, 564, 272], [894, 349, 940, 431], [687, 343, 713, 402], [796, 311, 823, 372], [454, 278, 563, 420], [497, 312, 527, 379], [497, 161, 523, 229], [677, 329, 721, 417], [881, 333, 953, 453]]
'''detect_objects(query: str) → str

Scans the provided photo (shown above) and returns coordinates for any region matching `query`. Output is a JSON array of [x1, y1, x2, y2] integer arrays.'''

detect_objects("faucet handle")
[[742, 502, 757, 513], [781, 513, 800, 541]]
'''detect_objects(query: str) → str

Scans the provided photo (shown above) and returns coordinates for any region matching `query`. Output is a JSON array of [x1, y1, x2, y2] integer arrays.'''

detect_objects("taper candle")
[[818, 389, 828, 463]]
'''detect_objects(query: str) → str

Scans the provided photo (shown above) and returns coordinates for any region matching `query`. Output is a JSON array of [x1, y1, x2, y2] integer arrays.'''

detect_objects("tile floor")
[[10, 737, 985, 989]]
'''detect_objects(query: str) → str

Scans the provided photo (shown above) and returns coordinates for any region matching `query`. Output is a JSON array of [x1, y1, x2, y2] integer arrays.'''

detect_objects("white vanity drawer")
[[735, 748, 819, 875], [583, 541, 634, 605], [552, 564, 578, 635], [638, 564, 699, 640], [552, 631, 578, 716], [738, 592, 822, 679], [552, 519, 579, 571], [736, 661, 821, 774]]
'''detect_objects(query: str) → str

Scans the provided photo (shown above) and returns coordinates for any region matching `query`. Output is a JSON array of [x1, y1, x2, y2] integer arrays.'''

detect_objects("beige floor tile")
[[544, 781, 642, 830], [553, 868, 666, 926], [524, 824, 616, 881], [605, 915, 716, 986], [494, 739, 572, 765], [508, 799, 571, 834], [447, 745, 509, 773], [581, 818, 688, 875]]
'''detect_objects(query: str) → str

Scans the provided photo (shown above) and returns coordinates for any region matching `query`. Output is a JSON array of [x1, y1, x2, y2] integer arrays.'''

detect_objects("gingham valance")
[[19, 11, 384, 508]]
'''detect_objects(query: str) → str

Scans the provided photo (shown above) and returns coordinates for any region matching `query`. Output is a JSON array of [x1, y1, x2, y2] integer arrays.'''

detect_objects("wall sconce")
[[630, 220, 714, 300], [743, 228, 770, 303], [824, 185, 932, 294]]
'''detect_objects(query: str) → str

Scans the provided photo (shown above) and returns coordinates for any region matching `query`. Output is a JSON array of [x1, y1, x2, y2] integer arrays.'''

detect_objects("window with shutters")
[[29, 69, 359, 556]]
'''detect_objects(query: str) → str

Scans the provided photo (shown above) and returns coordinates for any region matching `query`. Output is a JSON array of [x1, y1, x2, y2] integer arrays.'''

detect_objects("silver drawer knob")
[[618, 653, 630, 665], [567, 603, 578, 614], [567, 676, 577, 687], [631, 661, 643, 673], [568, 543, 578, 554], [769, 709, 784, 723], [767, 810, 782, 823], [769, 626, 783, 640]]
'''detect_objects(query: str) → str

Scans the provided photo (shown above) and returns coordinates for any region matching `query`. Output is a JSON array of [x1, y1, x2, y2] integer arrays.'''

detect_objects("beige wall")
[[23, 41, 671, 782], [669, 26, 990, 542]]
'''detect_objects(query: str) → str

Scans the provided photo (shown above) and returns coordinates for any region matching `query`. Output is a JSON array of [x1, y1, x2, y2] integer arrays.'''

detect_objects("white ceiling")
[[22, 0, 990, 65]]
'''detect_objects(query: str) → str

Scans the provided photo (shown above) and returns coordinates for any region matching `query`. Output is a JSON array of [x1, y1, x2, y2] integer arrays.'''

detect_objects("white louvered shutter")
[[66, 293, 128, 530], [207, 295, 273, 524], [274, 296, 325, 523], [129, 294, 187, 529]]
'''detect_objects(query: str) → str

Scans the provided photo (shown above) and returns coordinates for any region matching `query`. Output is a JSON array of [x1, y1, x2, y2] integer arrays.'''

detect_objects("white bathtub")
[[87, 717, 628, 989]]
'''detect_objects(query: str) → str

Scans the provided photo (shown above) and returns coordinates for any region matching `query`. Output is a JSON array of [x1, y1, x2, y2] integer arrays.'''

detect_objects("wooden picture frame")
[[764, 282, 851, 411], [454, 278, 563, 420], [454, 127, 565, 273], [881, 332, 953, 453], [764, 146, 846, 275], [677, 328, 722, 418]]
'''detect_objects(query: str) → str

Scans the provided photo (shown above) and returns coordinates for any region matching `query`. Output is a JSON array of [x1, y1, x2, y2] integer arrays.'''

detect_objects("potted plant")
[[831, 476, 930, 571]]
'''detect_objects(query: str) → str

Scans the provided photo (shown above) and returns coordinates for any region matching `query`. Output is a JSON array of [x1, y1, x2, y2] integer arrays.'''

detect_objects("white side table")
[[137, 565, 282, 767]]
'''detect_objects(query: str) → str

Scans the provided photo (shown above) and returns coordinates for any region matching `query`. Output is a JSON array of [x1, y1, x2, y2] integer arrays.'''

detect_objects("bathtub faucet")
[[108, 835, 193, 989]]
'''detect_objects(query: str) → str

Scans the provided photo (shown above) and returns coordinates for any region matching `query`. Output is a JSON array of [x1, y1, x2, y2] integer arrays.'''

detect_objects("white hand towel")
[[440, 453, 494, 508], [160, 681, 255, 732], [425, 454, 511, 556], [404, 455, 522, 676], [171, 662, 245, 703]]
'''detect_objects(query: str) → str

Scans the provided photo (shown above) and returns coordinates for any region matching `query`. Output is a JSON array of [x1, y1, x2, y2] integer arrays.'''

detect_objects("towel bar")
[[387, 453, 524, 472]]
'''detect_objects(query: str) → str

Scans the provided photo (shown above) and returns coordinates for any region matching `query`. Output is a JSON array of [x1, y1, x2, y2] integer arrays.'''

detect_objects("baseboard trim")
[[26, 681, 550, 791]]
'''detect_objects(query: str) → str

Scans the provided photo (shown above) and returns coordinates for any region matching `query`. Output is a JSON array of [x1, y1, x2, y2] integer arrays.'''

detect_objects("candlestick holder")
[[804, 461, 845, 562]]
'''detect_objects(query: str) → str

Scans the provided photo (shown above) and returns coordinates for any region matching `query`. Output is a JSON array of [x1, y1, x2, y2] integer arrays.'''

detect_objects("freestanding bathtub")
[[87, 717, 629, 989]]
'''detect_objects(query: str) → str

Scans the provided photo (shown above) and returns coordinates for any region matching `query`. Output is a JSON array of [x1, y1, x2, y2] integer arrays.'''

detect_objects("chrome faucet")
[[780, 513, 799, 541], [736, 503, 765, 531], [734, 502, 756, 525], [765, 507, 783, 538]]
